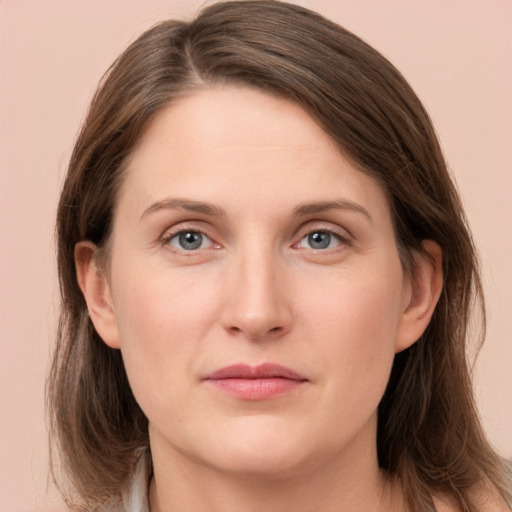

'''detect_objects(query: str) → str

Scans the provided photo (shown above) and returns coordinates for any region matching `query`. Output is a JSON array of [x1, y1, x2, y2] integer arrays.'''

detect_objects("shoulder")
[[468, 479, 511, 512], [433, 483, 511, 512], [432, 494, 461, 512]]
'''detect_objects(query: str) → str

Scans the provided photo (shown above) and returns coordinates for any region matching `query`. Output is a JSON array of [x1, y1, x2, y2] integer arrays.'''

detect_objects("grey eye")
[[308, 232, 331, 249], [298, 231, 341, 250], [169, 231, 208, 250]]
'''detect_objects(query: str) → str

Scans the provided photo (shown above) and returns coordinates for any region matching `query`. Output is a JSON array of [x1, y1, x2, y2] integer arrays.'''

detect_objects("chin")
[[211, 446, 312, 480], [194, 418, 326, 480]]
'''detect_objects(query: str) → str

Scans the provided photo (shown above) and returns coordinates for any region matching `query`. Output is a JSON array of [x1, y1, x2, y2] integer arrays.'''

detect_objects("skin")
[[76, 86, 444, 511]]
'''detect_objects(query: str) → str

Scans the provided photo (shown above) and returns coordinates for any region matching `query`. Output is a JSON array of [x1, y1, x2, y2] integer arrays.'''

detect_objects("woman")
[[48, 1, 511, 510]]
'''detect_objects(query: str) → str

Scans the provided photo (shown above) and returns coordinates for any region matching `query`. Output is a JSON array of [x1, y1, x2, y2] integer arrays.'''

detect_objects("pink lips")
[[204, 363, 307, 400]]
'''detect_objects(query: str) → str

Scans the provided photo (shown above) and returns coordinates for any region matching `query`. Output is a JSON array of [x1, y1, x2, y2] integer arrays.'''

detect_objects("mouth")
[[204, 363, 308, 400]]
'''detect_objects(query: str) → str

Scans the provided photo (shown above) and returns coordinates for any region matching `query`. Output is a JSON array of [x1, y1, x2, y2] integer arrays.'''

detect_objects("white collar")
[[121, 450, 150, 512]]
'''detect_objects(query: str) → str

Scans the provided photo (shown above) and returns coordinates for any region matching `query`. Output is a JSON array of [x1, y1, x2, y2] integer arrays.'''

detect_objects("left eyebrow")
[[292, 200, 373, 224]]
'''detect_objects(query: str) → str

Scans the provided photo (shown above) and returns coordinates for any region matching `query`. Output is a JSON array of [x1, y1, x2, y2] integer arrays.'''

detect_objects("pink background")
[[1, 1, 511, 510]]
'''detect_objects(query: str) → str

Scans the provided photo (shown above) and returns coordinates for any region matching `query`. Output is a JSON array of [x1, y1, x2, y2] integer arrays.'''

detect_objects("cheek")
[[299, 261, 404, 402], [109, 260, 222, 411], [111, 256, 221, 342], [298, 286, 400, 452]]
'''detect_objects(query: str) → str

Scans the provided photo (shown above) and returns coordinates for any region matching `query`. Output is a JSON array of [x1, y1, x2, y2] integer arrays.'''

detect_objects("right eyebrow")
[[140, 197, 226, 220]]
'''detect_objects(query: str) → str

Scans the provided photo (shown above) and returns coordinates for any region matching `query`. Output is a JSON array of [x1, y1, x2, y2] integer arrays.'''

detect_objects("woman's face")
[[94, 86, 419, 478]]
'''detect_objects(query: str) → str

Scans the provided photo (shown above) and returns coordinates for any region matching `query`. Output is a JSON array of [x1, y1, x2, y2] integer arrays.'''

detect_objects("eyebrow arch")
[[292, 200, 372, 223], [140, 197, 226, 219]]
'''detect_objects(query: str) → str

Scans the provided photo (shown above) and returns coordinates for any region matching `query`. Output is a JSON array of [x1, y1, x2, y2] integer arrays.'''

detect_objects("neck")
[[149, 470, 398, 512], [147, 417, 407, 512]]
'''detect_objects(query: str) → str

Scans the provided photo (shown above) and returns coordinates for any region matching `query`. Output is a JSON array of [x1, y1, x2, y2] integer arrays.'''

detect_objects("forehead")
[[130, 85, 340, 165], [118, 85, 391, 223]]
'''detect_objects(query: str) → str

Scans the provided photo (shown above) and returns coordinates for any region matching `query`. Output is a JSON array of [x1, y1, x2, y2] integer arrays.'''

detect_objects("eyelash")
[[160, 223, 351, 254], [160, 225, 218, 254], [294, 228, 349, 251]]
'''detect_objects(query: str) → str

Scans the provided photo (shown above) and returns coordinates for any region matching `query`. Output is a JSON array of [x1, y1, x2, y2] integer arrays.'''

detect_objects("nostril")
[[225, 323, 286, 341]]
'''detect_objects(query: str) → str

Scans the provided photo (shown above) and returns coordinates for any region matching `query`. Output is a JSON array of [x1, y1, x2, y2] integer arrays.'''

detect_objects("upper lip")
[[205, 363, 307, 381]]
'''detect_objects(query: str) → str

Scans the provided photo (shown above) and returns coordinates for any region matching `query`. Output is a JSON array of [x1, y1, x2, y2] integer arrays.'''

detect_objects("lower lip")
[[206, 378, 305, 400]]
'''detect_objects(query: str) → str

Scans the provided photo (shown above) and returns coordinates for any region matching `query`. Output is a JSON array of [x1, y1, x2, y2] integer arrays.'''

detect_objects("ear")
[[75, 241, 121, 349], [395, 240, 443, 353]]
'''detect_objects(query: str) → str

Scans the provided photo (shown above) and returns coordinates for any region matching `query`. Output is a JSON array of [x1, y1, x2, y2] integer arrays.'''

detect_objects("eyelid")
[[167, 231, 213, 250], [292, 221, 352, 246], [158, 220, 352, 254], [296, 231, 342, 250], [160, 222, 221, 251]]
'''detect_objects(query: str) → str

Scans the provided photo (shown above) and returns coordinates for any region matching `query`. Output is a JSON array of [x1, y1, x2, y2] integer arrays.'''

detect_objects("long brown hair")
[[48, 1, 510, 510]]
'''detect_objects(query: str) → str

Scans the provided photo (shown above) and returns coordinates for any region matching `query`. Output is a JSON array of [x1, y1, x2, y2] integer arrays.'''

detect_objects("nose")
[[220, 247, 293, 342]]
